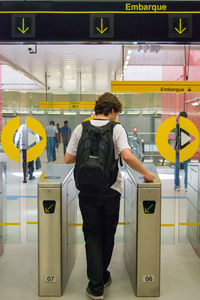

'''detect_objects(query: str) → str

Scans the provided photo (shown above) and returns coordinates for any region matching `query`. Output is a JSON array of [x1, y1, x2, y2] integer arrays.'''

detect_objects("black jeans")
[[79, 189, 120, 296], [22, 150, 34, 180], [63, 142, 68, 155]]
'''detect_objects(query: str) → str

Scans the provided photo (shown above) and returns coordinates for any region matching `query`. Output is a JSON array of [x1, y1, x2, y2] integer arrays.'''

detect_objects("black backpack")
[[74, 120, 119, 194]]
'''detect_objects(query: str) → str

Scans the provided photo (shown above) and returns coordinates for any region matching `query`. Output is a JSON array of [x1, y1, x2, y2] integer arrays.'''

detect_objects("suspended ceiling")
[[0, 44, 198, 94]]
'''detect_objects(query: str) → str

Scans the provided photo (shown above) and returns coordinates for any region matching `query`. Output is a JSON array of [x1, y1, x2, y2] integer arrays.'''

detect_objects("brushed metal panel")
[[0, 164, 3, 194], [67, 197, 77, 279], [187, 185, 198, 209], [66, 176, 77, 206], [124, 169, 137, 294], [188, 166, 198, 192], [187, 200, 199, 255], [137, 187, 161, 297], [38, 188, 62, 296], [61, 181, 68, 294], [0, 164, 5, 257], [126, 164, 161, 188], [38, 164, 73, 188]]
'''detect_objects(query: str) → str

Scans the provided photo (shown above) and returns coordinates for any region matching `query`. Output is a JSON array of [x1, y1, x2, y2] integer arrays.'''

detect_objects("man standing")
[[56, 123, 61, 148], [64, 92, 154, 300], [61, 120, 71, 155], [14, 122, 36, 183], [174, 111, 190, 191], [45, 121, 59, 162]]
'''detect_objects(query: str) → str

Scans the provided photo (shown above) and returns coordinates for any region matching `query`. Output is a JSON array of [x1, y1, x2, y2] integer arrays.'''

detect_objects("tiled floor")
[[0, 158, 200, 299]]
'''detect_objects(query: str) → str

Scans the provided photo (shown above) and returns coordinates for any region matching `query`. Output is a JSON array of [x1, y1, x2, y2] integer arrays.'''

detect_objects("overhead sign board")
[[11, 14, 35, 38], [0, 1, 199, 42], [111, 81, 200, 93]]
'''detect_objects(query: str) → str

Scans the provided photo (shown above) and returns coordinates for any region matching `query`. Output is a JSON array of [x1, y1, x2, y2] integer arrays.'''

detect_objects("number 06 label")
[[45, 275, 56, 283], [143, 275, 155, 283]]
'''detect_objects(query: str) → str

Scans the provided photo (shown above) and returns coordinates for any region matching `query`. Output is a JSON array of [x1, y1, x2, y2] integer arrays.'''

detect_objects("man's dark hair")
[[50, 120, 54, 125], [57, 123, 59, 127], [179, 111, 187, 118], [94, 92, 122, 116], [64, 120, 68, 125]]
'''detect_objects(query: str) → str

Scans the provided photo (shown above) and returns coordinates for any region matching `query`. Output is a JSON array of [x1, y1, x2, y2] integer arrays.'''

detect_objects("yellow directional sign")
[[1, 116, 47, 162], [156, 116, 200, 163], [111, 81, 200, 93], [26, 116, 47, 162], [179, 117, 199, 162], [43, 200, 56, 214], [17, 18, 29, 34], [40, 101, 95, 109], [174, 18, 186, 34], [12, 14, 35, 38], [96, 18, 108, 34], [1, 116, 20, 162]]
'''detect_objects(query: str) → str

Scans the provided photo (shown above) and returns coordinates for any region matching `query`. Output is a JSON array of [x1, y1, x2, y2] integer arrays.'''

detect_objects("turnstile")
[[124, 164, 161, 297], [0, 162, 6, 256], [38, 164, 77, 297], [187, 162, 200, 256]]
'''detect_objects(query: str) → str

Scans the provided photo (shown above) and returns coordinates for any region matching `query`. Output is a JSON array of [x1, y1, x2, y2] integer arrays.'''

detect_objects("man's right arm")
[[64, 152, 76, 164], [121, 148, 154, 182]]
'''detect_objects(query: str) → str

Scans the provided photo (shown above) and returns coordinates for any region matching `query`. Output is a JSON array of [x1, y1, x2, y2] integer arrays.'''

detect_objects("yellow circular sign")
[[1, 116, 47, 162], [156, 116, 200, 163]]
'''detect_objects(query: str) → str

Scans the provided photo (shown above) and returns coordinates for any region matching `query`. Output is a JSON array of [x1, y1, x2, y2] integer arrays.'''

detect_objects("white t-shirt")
[[45, 125, 58, 138], [66, 119, 131, 195]]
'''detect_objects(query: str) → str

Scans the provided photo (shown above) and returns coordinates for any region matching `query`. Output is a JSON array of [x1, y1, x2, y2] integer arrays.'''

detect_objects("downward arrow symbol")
[[174, 18, 186, 34], [18, 18, 29, 34], [96, 18, 108, 34]]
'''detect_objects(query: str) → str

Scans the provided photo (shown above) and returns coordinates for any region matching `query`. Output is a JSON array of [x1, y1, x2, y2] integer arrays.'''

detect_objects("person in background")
[[61, 120, 71, 155], [45, 121, 59, 162], [14, 122, 36, 183], [174, 111, 190, 192], [56, 123, 61, 148]]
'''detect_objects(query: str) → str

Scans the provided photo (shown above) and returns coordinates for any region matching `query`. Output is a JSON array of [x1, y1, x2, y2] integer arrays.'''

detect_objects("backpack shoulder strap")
[[103, 120, 119, 132], [81, 120, 94, 133], [82, 120, 120, 133], [82, 120, 90, 128]]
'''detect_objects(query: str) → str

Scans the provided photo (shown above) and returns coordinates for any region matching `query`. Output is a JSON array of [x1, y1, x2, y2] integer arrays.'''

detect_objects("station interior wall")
[[1, 45, 200, 160], [0, 64, 2, 132], [1, 91, 161, 148], [162, 50, 200, 160]]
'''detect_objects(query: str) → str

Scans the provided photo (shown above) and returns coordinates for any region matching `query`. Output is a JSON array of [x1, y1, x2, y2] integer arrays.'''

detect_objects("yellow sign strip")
[[111, 81, 200, 93], [40, 101, 95, 109], [1, 222, 198, 227], [0, 222, 20, 226], [179, 222, 200, 226], [1, 11, 200, 14], [27, 222, 38, 225]]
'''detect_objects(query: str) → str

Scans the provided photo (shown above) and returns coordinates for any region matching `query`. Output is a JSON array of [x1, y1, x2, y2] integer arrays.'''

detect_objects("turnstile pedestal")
[[124, 164, 161, 297], [187, 163, 200, 257], [38, 164, 77, 296]]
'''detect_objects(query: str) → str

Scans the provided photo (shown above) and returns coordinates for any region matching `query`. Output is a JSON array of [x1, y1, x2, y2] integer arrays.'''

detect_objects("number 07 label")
[[143, 275, 155, 283], [45, 275, 56, 283]]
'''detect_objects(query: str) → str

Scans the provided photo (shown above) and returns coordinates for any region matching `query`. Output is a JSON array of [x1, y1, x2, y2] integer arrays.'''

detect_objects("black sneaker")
[[104, 274, 112, 288], [85, 287, 104, 300]]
